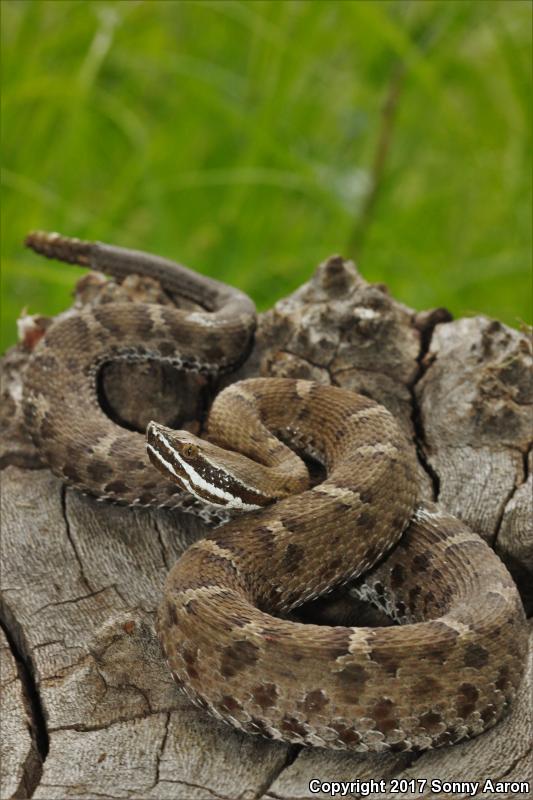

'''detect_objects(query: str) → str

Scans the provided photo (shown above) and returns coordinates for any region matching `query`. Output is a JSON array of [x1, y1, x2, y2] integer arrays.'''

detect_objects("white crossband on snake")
[[23, 231, 528, 752]]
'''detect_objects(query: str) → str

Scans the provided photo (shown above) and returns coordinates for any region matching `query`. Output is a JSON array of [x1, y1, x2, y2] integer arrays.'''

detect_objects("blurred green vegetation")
[[1, 0, 531, 351]]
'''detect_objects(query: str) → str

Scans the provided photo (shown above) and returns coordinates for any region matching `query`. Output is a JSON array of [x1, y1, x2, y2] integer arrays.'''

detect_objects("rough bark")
[[1, 256, 531, 799]]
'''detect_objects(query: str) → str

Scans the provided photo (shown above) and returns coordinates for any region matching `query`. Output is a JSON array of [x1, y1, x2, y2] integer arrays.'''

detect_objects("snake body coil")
[[23, 232, 256, 518], [22, 232, 528, 752]]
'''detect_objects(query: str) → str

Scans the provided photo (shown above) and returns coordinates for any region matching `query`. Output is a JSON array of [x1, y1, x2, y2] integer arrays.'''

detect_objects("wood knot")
[[318, 255, 356, 295]]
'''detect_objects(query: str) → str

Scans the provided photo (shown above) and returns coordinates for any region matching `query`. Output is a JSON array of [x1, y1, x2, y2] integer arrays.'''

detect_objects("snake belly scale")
[[22, 232, 528, 753]]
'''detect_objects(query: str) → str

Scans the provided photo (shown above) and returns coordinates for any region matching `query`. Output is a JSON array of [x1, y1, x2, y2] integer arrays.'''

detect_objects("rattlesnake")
[[23, 231, 528, 752]]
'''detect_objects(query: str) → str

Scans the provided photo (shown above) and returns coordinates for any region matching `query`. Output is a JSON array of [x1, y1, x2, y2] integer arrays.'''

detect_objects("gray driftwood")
[[1, 256, 531, 800]]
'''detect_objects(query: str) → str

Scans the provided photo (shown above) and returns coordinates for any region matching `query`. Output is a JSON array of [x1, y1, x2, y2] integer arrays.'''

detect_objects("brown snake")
[[23, 232, 528, 752], [23, 231, 256, 522]]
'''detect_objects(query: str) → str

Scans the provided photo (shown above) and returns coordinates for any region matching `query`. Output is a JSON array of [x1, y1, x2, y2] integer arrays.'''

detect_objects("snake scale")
[[23, 231, 528, 752]]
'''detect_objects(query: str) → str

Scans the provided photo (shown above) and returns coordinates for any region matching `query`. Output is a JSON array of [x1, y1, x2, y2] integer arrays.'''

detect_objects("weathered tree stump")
[[1, 257, 531, 799]]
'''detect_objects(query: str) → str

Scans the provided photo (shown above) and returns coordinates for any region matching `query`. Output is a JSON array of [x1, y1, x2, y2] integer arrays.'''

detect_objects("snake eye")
[[183, 444, 196, 459]]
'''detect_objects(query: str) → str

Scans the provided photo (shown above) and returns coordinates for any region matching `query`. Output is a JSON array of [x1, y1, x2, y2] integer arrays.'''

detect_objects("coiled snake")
[[23, 232, 528, 752]]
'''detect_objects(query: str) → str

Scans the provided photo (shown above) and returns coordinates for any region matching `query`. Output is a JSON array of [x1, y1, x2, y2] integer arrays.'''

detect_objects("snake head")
[[146, 421, 275, 511]]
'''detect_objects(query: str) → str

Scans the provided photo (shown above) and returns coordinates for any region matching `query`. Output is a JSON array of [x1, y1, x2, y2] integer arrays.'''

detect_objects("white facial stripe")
[[147, 443, 180, 480], [148, 441, 219, 503], [149, 431, 261, 511], [201, 451, 269, 501]]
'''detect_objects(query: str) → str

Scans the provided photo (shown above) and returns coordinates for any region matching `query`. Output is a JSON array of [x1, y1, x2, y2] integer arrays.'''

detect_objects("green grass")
[[1, 0, 531, 351]]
